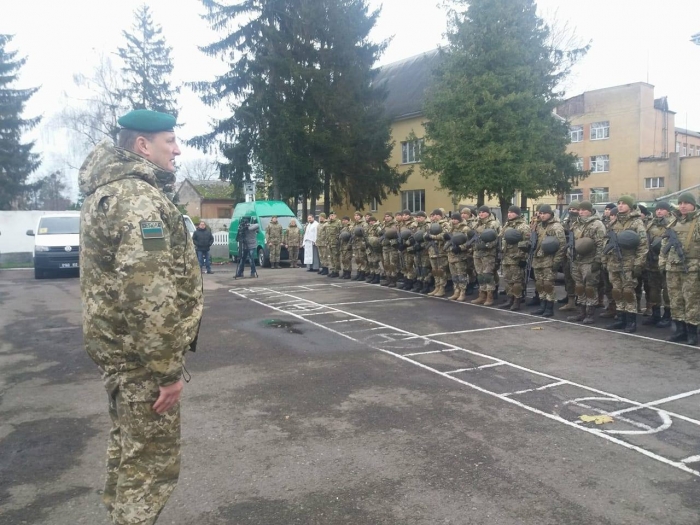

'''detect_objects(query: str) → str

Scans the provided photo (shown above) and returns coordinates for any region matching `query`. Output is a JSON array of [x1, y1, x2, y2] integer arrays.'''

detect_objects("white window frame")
[[676, 141, 681, 153], [573, 157, 584, 171], [683, 145, 687, 156], [566, 191, 583, 204], [590, 121, 610, 141], [569, 126, 583, 143], [590, 155, 610, 173], [401, 139, 424, 164], [589, 188, 610, 203], [401, 189, 425, 213], [645, 177, 664, 189]]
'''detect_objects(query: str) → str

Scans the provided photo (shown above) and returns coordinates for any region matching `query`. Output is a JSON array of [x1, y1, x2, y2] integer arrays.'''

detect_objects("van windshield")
[[259, 216, 298, 230], [37, 217, 80, 235]]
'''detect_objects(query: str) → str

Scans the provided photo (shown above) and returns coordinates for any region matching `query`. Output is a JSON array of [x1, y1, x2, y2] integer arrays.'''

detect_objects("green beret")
[[117, 109, 176, 132], [678, 192, 697, 206], [617, 195, 635, 209]]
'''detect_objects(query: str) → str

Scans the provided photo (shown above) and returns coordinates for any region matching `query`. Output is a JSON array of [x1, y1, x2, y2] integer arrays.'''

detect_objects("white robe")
[[303, 221, 319, 266]]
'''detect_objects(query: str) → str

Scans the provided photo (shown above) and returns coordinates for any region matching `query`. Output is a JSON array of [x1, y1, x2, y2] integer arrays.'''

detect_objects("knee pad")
[[622, 289, 636, 303], [511, 283, 523, 296], [481, 273, 494, 284], [611, 289, 623, 301], [543, 282, 555, 294], [585, 286, 597, 300], [574, 284, 585, 296], [535, 282, 544, 293]]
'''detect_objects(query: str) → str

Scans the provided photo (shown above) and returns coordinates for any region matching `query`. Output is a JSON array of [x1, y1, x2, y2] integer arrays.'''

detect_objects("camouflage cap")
[[319, 212, 327, 218], [117, 109, 176, 132]]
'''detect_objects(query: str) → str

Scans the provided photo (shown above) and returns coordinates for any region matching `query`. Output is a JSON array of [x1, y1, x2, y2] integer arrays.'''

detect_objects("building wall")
[[680, 156, 700, 189], [176, 182, 202, 218], [676, 130, 700, 158], [201, 200, 235, 220]]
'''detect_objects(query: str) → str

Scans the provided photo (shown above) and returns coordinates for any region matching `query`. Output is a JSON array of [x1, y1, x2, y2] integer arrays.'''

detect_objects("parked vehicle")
[[228, 201, 301, 267], [183, 215, 196, 237], [26, 213, 81, 279]]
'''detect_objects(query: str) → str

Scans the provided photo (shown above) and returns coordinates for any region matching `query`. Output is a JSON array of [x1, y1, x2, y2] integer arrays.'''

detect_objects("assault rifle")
[[567, 229, 576, 267], [661, 228, 688, 273], [602, 230, 629, 280], [524, 229, 538, 295]]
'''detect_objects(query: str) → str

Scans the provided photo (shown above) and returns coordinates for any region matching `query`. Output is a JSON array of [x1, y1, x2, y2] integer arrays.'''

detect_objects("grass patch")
[[0, 262, 34, 269]]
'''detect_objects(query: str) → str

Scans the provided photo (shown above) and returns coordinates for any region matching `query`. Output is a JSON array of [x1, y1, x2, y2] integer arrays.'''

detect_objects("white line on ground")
[[326, 319, 363, 324], [402, 348, 461, 357], [608, 388, 700, 417], [502, 381, 568, 397], [445, 363, 505, 374], [681, 455, 700, 464], [567, 399, 673, 435], [411, 320, 555, 339], [325, 297, 424, 306]]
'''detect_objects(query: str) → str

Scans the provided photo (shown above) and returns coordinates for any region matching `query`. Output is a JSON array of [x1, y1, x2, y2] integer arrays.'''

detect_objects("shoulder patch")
[[140, 221, 165, 239]]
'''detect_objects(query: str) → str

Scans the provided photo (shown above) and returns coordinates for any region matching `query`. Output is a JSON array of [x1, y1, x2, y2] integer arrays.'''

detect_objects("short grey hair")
[[117, 129, 156, 151]]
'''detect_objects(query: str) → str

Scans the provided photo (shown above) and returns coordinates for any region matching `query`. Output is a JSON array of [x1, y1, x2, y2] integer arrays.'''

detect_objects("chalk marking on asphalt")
[[230, 287, 700, 478], [409, 320, 555, 339], [608, 389, 700, 417], [403, 348, 461, 357], [343, 326, 400, 334], [325, 297, 424, 306], [566, 398, 673, 435], [502, 381, 568, 397], [326, 318, 363, 324], [445, 363, 505, 374], [681, 455, 700, 464]]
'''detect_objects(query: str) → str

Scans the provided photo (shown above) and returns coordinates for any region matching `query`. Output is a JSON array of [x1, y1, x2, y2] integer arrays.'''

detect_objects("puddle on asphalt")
[[263, 319, 303, 334]]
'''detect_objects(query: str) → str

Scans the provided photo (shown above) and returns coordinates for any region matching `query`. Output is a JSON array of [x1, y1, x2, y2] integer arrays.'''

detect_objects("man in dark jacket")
[[193, 221, 214, 274]]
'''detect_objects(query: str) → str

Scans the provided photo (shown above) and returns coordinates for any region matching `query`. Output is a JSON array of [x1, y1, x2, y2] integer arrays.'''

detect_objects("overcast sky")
[[3, 0, 700, 199]]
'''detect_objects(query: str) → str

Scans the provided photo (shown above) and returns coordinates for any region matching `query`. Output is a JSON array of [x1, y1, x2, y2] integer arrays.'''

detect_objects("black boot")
[[465, 281, 476, 296], [402, 279, 414, 290], [344, 270, 351, 279], [371, 274, 381, 284], [625, 313, 637, 333], [642, 306, 661, 326], [526, 293, 541, 307], [365, 272, 374, 283], [412, 280, 423, 292], [532, 300, 547, 316], [420, 280, 431, 294], [668, 321, 688, 343], [606, 311, 627, 330], [656, 308, 672, 328], [319, 267, 328, 275], [687, 324, 698, 346], [388, 276, 397, 288], [542, 300, 555, 317]]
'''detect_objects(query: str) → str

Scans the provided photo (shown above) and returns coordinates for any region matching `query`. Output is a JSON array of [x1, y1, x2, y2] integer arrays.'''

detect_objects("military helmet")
[[480, 228, 498, 243], [617, 229, 641, 250], [368, 236, 381, 249], [574, 237, 596, 257], [429, 223, 443, 235], [504, 228, 523, 245], [339, 231, 351, 243], [384, 228, 398, 240], [400, 229, 413, 241], [353, 226, 364, 237], [451, 232, 468, 246], [413, 230, 425, 243], [541, 235, 560, 255], [650, 236, 662, 254]]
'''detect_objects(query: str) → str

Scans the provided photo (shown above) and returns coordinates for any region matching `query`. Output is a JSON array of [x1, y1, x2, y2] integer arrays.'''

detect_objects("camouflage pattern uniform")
[[401, 215, 418, 288], [325, 216, 342, 276], [381, 216, 400, 286], [499, 216, 531, 307], [284, 223, 302, 267], [560, 206, 579, 310], [446, 218, 472, 300], [316, 217, 329, 272], [366, 220, 384, 282], [569, 212, 606, 322], [351, 216, 368, 277], [644, 215, 671, 324], [424, 215, 450, 296], [471, 213, 501, 304], [532, 214, 566, 304], [339, 220, 353, 276], [265, 220, 283, 266], [413, 216, 433, 292], [79, 140, 204, 525]]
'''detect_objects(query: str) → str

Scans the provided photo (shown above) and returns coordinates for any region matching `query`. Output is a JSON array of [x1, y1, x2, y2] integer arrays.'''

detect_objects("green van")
[[228, 200, 302, 267]]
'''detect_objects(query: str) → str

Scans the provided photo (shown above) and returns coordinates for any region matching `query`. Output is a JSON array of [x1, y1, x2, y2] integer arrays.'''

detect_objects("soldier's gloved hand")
[[591, 261, 602, 273], [423, 233, 433, 241], [518, 260, 527, 269], [452, 245, 460, 254], [476, 241, 487, 250], [632, 265, 644, 278]]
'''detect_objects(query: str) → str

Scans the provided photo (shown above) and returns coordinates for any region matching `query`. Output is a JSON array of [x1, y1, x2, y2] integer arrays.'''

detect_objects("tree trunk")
[[310, 194, 316, 218], [499, 195, 511, 226], [302, 192, 308, 221], [323, 170, 330, 215], [477, 190, 485, 207]]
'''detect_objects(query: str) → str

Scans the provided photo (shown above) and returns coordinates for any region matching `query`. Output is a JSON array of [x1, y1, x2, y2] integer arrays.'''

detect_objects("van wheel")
[[34, 268, 45, 279], [258, 248, 268, 268]]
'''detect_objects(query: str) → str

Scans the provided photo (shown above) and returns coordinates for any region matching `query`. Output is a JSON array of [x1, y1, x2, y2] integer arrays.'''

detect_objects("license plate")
[[61, 263, 79, 268]]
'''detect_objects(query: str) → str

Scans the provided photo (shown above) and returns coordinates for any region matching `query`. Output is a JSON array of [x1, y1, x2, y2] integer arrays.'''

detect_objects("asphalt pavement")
[[1, 265, 700, 525]]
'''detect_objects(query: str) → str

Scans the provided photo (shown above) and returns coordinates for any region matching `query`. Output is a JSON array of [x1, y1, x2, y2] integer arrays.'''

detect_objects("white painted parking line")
[[502, 381, 568, 397], [402, 348, 461, 357], [413, 320, 555, 339], [445, 363, 505, 374], [567, 398, 673, 435], [681, 455, 700, 464], [326, 319, 363, 324], [325, 297, 424, 306], [608, 388, 700, 417]]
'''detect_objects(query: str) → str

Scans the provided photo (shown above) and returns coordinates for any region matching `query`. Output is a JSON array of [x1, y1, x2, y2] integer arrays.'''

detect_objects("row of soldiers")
[[307, 192, 700, 345]]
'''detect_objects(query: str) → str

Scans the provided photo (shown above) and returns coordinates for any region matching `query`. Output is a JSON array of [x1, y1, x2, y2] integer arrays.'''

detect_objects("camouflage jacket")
[[533, 216, 566, 269], [382, 218, 398, 248], [660, 210, 700, 272], [645, 216, 669, 268], [571, 214, 606, 264], [473, 214, 501, 257], [324, 218, 342, 247], [265, 222, 283, 243], [79, 140, 203, 388], [500, 216, 530, 265], [350, 219, 366, 250], [605, 209, 648, 270], [316, 221, 328, 246], [366, 222, 384, 253], [284, 225, 302, 247], [424, 218, 450, 257], [446, 220, 471, 263]]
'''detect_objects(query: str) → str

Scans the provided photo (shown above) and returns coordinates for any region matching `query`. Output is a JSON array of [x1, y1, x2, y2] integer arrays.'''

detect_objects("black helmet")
[[353, 226, 364, 237], [429, 223, 443, 235], [384, 228, 398, 240], [574, 237, 596, 257], [451, 232, 468, 245], [617, 229, 641, 250], [339, 231, 351, 243], [541, 235, 560, 255], [504, 228, 523, 245], [400, 229, 413, 241], [413, 230, 425, 243], [480, 228, 498, 243]]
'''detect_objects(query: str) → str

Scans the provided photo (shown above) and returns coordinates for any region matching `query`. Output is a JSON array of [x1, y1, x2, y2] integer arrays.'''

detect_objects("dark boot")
[[510, 297, 522, 311], [345, 270, 352, 279], [388, 276, 397, 288], [625, 313, 637, 333], [582, 305, 596, 325], [599, 301, 617, 319], [542, 300, 555, 317], [526, 293, 541, 307], [380, 275, 390, 286], [532, 300, 547, 316], [606, 311, 626, 330], [668, 321, 688, 343], [372, 274, 381, 284], [365, 272, 374, 283], [687, 324, 698, 346], [642, 306, 661, 326], [465, 281, 476, 296], [656, 308, 672, 328], [498, 296, 515, 309], [567, 304, 586, 322], [419, 280, 431, 294], [319, 267, 328, 275], [402, 279, 414, 290], [412, 280, 423, 292]]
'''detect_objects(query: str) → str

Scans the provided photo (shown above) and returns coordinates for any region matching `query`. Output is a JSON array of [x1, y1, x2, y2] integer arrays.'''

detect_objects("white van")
[[26, 213, 81, 279]]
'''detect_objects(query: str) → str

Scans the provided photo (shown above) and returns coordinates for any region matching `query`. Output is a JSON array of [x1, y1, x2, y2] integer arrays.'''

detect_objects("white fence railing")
[[213, 231, 229, 246]]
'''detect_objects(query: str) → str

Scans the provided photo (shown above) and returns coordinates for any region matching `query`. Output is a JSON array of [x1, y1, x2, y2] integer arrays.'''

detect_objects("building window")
[[691, 145, 696, 156], [573, 157, 584, 171], [676, 141, 681, 153], [589, 187, 610, 203], [682, 145, 687, 156], [217, 207, 231, 218], [370, 197, 378, 212], [590, 121, 610, 140], [401, 190, 425, 213], [570, 126, 583, 143], [401, 139, 423, 164], [645, 177, 665, 189], [590, 155, 609, 173], [566, 190, 583, 204]]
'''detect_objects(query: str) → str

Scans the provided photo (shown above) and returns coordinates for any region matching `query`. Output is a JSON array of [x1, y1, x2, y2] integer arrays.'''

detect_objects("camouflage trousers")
[[288, 245, 300, 264], [367, 249, 382, 275], [353, 246, 368, 272], [104, 371, 180, 525], [645, 268, 669, 307], [448, 259, 468, 291], [414, 249, 432, 283], [563, 256, 575, 296], [268, 242, 281, 263], [317, 245, 329, 268], [474, 255, 497, 292], [404, 251, 416, 280], [502, 263, 526, 297], [667, 270, 700, 325], [429, 255, 448, 287], [328, 246, 341, 272], [533, 266, 556, 302], [608, 267, 637, 314], [465, 255, 476, 285], [382, 247, 400, 277], [340, 245, 353, 272], [571, 261, 600, 307]]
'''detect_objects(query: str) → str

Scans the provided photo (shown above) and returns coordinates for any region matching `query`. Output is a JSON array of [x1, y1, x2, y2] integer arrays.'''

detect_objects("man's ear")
[[134, 136, 151, 158]]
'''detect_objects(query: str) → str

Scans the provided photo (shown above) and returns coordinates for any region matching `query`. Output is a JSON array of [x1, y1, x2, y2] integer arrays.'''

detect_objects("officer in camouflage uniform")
[[79, 110, 204, 525], [283, 218, 302, 267], [351, 212, 368, 280], [265, 215, 284, 268], [446, 212, 471, 301], [559, 201, 579, 312], [325, 211, 342, 278], [412, 211, 433, 293], [603, 196, 648, 333], [400, 210, 417, 290], [659, 192, 700, 345], [460, 207, 478, 294], [531, 204, 566, 317], [566, 201, 606, 324], [381, 212, 400, 287], [365, 216, 384, 284], [339, 216, 353, 279], [471, 205, 502, 306], [643, 202, 672, 327], [423, 209, 450, 297], [498, 206, 531, 311], [316, 213, 329, 275], [599, 203, 618, 317]]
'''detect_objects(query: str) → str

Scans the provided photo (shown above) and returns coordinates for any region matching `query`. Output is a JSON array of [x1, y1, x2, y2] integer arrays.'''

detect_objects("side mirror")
[[26, 229, 34, 236]]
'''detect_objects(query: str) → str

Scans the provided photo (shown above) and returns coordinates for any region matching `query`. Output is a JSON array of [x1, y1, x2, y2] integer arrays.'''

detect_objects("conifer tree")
[[0, 34, 41, 210]]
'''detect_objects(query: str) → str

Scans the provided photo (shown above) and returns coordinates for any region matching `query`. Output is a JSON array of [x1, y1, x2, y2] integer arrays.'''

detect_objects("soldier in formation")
[[284, 218, 302, 267], [265, 215, 284, 268], [470, 206, 502, 306], [499, 206, 531, 311], [339, 216, 353, 279], [316, 213, 329, 275]]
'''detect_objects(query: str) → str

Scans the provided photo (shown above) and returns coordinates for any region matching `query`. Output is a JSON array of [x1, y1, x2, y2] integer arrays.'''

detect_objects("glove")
[[423, 233, 433, 241], [518, 260, 527, 269], [591, 261, 602, 273], [632, 265, 644, 278], [452, 245, 460, 254]]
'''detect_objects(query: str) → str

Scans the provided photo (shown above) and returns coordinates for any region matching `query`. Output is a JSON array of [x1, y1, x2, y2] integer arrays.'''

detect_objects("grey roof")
[[374, 49, 440, 121], [676, 127, 700, 139]]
